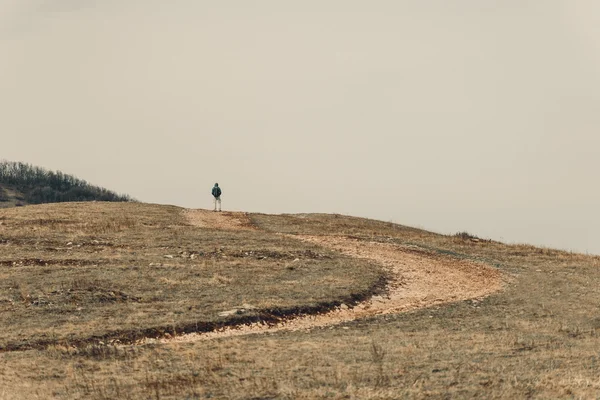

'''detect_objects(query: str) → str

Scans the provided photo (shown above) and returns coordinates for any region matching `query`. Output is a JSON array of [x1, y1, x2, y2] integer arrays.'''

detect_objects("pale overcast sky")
[[2, 1, 600, 253]]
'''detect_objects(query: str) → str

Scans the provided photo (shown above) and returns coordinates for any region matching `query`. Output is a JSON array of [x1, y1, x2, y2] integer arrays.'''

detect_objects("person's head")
[[214, 183, 219, 187]]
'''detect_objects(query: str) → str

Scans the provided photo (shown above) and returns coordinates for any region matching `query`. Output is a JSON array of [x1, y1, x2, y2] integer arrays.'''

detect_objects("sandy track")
[[157, 210, 504, 343]]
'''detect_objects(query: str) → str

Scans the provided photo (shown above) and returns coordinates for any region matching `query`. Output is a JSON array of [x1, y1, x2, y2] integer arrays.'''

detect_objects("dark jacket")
[[212, 185, 222, 198]]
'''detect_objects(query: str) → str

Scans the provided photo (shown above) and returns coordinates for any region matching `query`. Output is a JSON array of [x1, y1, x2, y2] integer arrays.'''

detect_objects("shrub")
[[454, 231, 480, 241]]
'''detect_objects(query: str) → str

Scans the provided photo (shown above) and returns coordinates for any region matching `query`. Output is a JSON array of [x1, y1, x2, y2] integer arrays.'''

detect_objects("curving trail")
[[154, 209, 504, 343]]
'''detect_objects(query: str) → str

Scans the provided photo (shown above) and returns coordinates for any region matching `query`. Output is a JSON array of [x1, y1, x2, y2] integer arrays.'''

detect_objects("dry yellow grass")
[[3, 206, 600, 399], [0, 203, 383, 352]]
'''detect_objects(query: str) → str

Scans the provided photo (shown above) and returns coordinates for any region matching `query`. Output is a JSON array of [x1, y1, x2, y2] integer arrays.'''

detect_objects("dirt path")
[[183, 209, 256, 231], [158, 210, 504, 343]]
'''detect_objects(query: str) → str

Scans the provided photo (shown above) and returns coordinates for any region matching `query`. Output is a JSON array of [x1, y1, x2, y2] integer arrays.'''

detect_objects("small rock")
[[340, 304, 349, 310], [218, 309, 238, 317], [293, 258, 300, 262], [164, 255, 174, 259], [66, 242, 73, 246], [190, 254, 197, 260]]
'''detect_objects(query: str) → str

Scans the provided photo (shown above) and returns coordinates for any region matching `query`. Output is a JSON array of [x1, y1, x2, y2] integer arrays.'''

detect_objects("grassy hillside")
[[0, 161, 132, 208], [0, 203, 383, 352], [2, 203, 600, 399]]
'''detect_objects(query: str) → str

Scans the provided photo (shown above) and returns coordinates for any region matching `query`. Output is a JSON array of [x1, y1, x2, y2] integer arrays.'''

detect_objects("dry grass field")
[[2, 203, 600, 399]]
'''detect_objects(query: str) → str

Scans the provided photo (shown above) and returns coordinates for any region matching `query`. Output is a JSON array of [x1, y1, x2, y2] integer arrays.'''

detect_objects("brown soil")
[[150, 210, 504, 343]]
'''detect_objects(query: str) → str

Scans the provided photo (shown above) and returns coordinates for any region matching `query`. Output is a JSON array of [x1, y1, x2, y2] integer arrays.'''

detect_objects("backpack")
[[213, 187, 221, 197]]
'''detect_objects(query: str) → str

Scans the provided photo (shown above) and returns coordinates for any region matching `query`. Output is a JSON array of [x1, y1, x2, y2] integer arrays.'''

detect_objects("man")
[[211, 183, 222, 212]]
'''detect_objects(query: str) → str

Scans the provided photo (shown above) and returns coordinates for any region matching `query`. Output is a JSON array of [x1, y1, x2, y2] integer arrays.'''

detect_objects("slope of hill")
[[0, 202, 387, 352], [1, 202, 600, 399], [0, 160, 132, 208]]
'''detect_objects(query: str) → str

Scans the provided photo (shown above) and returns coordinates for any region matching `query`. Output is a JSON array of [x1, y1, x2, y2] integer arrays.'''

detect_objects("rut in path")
[[156, 209, 504, 343]]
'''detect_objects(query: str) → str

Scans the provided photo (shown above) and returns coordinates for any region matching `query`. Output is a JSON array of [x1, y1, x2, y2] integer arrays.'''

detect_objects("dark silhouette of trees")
[[0, 160, 133, 205]]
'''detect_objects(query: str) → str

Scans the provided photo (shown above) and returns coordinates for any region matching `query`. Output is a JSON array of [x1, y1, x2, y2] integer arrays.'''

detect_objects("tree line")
[[0, 160, 134, 205]]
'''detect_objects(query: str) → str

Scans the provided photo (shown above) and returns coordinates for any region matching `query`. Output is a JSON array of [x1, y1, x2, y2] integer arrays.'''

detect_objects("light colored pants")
[[213, 196, 221, 211]]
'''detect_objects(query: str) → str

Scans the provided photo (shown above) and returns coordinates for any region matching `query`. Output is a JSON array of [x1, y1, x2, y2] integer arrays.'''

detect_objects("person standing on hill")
[[211, 183, 222, 212]]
